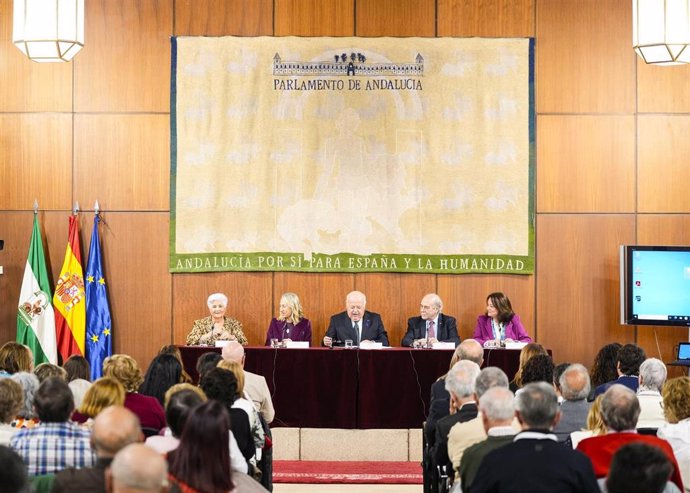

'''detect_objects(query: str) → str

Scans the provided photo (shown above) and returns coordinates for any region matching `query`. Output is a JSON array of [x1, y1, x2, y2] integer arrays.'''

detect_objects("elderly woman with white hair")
[[636, 357, 668, 429], [186, 293, 247, 346]]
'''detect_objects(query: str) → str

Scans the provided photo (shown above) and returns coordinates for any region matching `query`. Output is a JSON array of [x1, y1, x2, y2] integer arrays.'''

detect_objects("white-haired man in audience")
[[472, 382, 599, 493], [458, 386, 517, 492], [222, 341, 274, 423], [447, 366, 516, 473], [577, 384, 683, 491], [553, 363, 592, 442], [636, 357, 667, 429], [432, 360, 481, 483]]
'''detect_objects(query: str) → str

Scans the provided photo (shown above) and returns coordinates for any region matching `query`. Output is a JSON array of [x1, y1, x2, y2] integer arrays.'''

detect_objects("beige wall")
[[0, 0, 688, 375]]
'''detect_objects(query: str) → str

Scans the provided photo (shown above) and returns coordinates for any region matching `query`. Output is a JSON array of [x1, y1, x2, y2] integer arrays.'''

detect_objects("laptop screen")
[[678, 343, 690, 360]]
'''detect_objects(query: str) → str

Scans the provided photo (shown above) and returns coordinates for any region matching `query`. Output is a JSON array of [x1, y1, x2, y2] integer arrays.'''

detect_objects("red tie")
[[428, 320, 435, 339]]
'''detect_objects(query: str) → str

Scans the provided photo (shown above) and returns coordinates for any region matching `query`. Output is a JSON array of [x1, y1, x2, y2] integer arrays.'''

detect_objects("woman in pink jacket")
[[472, 292, 532, 347]]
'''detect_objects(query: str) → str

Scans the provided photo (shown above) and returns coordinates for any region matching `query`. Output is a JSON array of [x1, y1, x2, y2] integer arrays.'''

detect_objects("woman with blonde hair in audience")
[[217, 360, 265, 453], [570, 394, 607, 449], [0, 342, 33, 376], [658, 376, 690, 492], [103, 354, 165, 432], [71, 377, 125, 426], [9, 372, 39, 429], [510, 342, 547, 392]]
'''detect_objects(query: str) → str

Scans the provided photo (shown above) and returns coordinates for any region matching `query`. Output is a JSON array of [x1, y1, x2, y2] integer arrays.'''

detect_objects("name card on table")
[[359, 341, 384, 350], [215, 340, 229, 348], [505, 342, 528, 350], [285, 341, 309, 348], [432, 342, 456, 350]]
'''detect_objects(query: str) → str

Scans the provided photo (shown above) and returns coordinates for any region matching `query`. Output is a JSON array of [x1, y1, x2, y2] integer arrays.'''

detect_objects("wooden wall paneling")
[[0, 1, 72, 112], [273, 272, 355, 344], [0, 211, 70, 345], [0, 114, 72, 211], [354, 273, 436, 346], [437, 0, 534, 37], [74, 114, 169, 211], [74, 0, 173, 112], [637, 61, 690, 114], [537, 115, 635, 213], [437, 274, 535, 342], [172, 272, 273, 346], [536, 0, 635, 114], [638, 115, 690, 213], [356, 0, 436, 37], [636, 214, 690, 376], [83, 212, 172, 369], [275, 0, 355, 36], [174, 0, 273, 36], [536, 214, 635, 367]]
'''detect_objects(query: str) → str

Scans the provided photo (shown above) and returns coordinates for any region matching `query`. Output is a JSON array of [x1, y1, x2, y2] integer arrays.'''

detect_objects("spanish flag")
[[54, 214, 86, 362]]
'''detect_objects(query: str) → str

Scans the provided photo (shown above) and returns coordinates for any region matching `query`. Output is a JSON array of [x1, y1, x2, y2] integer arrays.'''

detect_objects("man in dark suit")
[[432, 360, 481, 487], [471, 382, 599, 493], [322, 290, 389, 346], [401, 293, 460, 347]]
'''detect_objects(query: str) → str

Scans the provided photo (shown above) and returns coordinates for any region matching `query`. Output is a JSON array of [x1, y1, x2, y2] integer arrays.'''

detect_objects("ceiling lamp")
[[633, 0, 690, 65], [13, 0, 84, 62]]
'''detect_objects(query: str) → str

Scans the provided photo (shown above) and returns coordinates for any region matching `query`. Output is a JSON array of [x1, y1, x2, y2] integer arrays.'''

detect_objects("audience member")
[[10, 377, 96, 475], [108, 443, 168, 493], [589, 342, 623, 401], [423, 339, 483, 493], [577, 384, 683, 490], [606, 443, 674, 493], [0, 342, 33, 376], [636, 357, 667, 429], [432, 360, 481, 480], [593, 344, 645, 398], [200, 367, 255, 463], [167, 400, 267, 493], [103, 355, 165, 432], [72, 377, 126, 425], [570, 394, 607, 449], [554, 362, 571, 401], [458, 386, 516, 492], [195, 351, 223, 383], [139, 354, 183, 406], [9, 372, 39, 429], [146, 388, 205, 455], [158, 345, 192, 383], [509, 342, 547, 392], [447, 367, 513, 472], [63, 355, 92, 409], [323, 290, 389, 347], [472, 382, 599, 493], [33, 362, 67, 382], [53, 406, 142, 493], [0, 445, 29, 493], [222, 342, 274, 423], [517, 353, 554, 391], [401, 293, 460, 348], [553, 363, 592, 442], [0, 379, 23, 445], [658, 376, 690, 491]]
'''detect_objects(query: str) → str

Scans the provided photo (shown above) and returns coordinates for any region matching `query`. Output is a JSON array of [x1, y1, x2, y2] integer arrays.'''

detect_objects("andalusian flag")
[[85, 214, 112, 379], [53, 214, 86, 362], [17, 214, 58, 365]]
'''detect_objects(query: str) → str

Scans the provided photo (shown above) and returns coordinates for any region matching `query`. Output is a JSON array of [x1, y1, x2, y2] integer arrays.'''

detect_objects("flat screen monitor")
[[620, 245, 690, 326]]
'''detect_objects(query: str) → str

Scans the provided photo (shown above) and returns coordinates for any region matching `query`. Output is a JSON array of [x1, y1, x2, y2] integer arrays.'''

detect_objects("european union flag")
[[85, 215, 112, 379]]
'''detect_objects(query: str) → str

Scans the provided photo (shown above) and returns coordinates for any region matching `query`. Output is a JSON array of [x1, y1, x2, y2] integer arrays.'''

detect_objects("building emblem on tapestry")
[[273, 52, 424, 77]]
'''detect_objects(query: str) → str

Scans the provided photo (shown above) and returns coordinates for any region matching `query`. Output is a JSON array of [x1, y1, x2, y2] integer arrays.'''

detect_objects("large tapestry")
[[170, 37, 534, 274]]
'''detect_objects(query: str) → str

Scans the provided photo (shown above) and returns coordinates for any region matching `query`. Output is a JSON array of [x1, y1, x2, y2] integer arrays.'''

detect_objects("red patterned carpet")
[[273, 461, 423, 484]]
